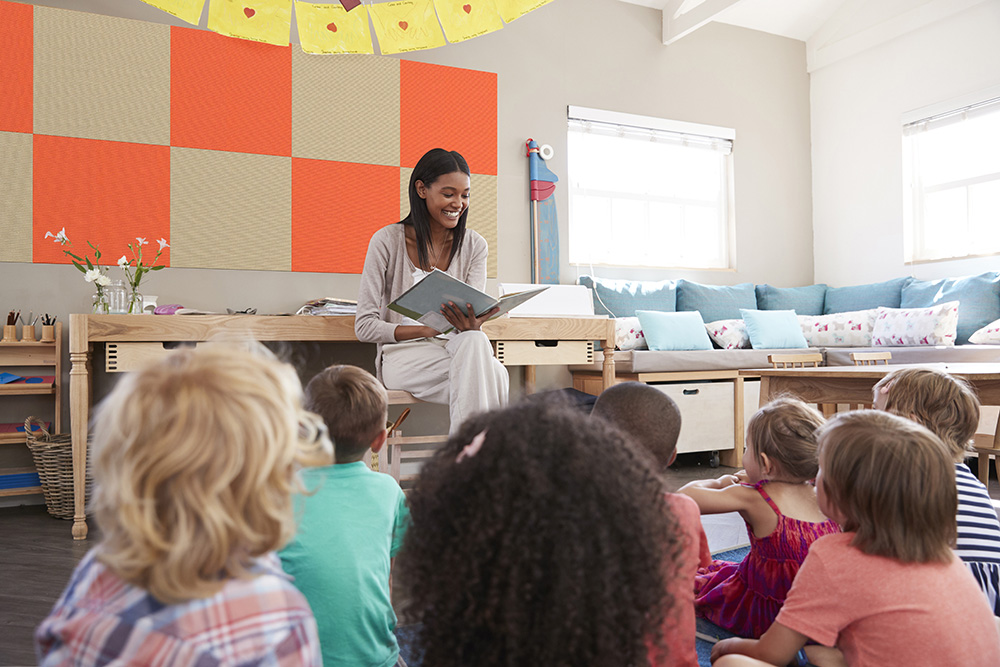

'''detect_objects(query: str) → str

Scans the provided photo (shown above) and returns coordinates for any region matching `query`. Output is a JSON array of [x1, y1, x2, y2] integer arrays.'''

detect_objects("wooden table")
[[69, 314, 615, 539]]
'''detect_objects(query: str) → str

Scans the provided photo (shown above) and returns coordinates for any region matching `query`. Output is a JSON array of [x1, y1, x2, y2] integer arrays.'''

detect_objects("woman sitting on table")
[[355, 148, 509, 434]]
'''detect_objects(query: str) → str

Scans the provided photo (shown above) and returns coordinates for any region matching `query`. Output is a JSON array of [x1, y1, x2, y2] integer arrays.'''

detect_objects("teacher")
[[355, 148, 509, 434]]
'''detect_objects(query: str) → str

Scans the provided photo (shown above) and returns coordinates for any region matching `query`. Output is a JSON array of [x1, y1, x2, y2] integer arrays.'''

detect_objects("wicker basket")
[[24, 417, 91, 520]]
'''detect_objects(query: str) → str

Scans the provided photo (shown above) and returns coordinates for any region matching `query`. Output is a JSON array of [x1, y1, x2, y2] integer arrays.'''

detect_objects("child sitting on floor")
[[280, 364, 410, 667], [874, 366, 1000, 614], [592, 381, 711, 667], [711, 410, 1000, 667], [680, 397, 839, 639], [399, 399, 684, 667], [36, 345, 332, 666]]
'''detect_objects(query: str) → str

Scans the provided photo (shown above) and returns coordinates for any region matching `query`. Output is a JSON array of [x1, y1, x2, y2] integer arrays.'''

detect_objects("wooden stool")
[[848, 351, 892, 409], [766, 352, 836, 416], [365, 389, 449, 486]]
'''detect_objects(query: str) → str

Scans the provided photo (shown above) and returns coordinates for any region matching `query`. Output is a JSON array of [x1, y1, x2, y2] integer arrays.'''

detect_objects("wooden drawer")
[[106, 342, 197, 373], [493, 340, 594, 366], [651, 381, 735, 453]]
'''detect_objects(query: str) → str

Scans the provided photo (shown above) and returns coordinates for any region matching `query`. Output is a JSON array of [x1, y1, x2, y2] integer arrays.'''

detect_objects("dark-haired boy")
[[592, 381, 711, 667], [280, 365, 409, 667]]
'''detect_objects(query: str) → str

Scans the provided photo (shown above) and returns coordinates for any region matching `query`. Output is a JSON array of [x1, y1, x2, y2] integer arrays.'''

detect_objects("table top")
[[740, 362, 1000, 380]]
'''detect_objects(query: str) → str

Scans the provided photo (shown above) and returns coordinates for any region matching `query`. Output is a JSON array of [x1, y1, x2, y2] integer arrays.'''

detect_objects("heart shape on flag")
[[463, 4, 472, 13], [244, 7, 255, 18], [327, 22, 337, 32], [398, 20, 408, 30]]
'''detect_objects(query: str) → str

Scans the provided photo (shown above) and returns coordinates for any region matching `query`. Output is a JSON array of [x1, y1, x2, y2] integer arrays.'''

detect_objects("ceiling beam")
[[662, 0, 742, 45]]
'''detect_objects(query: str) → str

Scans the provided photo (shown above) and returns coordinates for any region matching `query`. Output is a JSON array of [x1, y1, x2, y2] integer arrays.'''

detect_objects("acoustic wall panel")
[[0, 2, 33, 135], [0, 132, 32, 263]]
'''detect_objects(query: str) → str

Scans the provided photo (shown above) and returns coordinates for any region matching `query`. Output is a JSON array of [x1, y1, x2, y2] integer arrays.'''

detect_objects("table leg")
[[601, 340, 616, 391], [70, 317, 90, 540], [758, 376, 771, 408], [524, 365, 536, 395]]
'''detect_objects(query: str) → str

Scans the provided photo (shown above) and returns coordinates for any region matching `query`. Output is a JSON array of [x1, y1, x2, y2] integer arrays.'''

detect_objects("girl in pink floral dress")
[[678, 397, 840, 638]]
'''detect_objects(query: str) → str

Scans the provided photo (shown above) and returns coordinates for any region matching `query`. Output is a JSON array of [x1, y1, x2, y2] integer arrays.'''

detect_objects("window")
[[903, 91, 1000, 263], [567, 106, 735, 270]]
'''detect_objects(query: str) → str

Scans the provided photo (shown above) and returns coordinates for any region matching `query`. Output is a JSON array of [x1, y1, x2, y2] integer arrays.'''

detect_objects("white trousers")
[[381, 331, 509, 434]]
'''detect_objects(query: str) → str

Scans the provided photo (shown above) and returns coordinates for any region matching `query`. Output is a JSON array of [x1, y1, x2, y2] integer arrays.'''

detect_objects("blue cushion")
[[577, 275, 676, 318], [636, 310, 712, 351], [755, 284, 827, 316], [901, 272, 1000, 345], [823, 278, 911, 315], [740, 309, 809, 349], [676, 280, 757, 322]]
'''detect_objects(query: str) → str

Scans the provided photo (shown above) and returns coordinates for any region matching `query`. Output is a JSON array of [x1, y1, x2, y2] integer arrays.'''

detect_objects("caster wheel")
[[709, 451, 720, 468]]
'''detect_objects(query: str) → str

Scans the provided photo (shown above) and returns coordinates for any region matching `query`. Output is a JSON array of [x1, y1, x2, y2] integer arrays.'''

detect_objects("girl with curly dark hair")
[[398, 399, 685, 667]]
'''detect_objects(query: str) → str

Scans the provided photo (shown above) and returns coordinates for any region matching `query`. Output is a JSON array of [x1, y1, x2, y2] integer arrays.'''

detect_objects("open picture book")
[[389, 269, 549, 333]]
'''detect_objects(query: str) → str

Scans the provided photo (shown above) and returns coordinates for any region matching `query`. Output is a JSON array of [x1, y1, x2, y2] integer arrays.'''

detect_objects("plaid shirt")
[[36, 550, 321, 666]]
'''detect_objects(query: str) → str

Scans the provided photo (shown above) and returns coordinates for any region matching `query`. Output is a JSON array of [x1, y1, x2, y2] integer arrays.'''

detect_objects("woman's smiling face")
[[417, 170, 470, 231]]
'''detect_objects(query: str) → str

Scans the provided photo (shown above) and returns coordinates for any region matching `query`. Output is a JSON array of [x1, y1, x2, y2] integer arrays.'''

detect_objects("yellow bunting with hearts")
[[433, 0, 503, 43], [140, 0, 206, 25], [495, 0, 552, 23], [369, 0, 445, 54], [295, 1, 373, 54], [207, 0, 293, 46]]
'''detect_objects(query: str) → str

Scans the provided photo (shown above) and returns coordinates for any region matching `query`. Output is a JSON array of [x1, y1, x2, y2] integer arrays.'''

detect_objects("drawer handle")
[[534, 340, 558, 348], [682, 389, 700, 396]]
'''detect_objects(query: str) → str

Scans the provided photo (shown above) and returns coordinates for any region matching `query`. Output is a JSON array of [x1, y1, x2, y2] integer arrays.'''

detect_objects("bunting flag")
[[140, 0, 207, 25], [496, 0, 552, 24], [433, 0, 503, 43], [296, 1, 373, 54], [208, 0, 293, 46], [369, 0, 446, 54]]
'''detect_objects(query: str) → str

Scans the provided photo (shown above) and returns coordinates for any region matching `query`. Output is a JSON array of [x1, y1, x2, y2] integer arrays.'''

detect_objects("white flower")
[[45, 228, 68, 245], [136, 237, 148, 245], [96, 274, 111, 287], [157, 238, 170, 252], [118, 255, 128, 268], [84, 268, 102, 283]]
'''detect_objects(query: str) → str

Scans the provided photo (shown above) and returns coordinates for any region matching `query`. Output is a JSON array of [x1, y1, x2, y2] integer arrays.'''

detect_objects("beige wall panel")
[[397, 169, 497, 278], [34, 7, 170, 146], [171, 148, 292, 271], [0, 132, 33, 263], [292, 51, 399, 165]]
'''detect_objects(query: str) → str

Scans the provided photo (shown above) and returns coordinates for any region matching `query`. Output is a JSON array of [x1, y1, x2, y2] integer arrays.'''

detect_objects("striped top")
[[955, 463, 1000, 565]]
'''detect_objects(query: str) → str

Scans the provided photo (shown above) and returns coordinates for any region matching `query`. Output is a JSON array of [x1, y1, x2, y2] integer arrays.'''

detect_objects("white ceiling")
[[620, 0, 847, 42]]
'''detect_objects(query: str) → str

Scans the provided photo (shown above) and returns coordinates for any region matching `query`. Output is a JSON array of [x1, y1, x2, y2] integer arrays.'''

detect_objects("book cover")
[[389, 269, 548, 333]]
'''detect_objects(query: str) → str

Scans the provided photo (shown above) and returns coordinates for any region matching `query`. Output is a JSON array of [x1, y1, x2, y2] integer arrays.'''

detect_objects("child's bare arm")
[[711, 622, 809, 665], [678, 476, 755, 515]]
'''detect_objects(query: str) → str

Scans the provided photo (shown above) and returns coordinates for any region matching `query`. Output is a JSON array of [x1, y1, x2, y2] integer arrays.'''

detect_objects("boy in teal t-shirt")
[[281, 365, 410, 667]]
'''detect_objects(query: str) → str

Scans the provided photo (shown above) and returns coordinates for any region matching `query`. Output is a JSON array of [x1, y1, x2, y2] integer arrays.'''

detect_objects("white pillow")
[[797, 309, 877, 347], [705, 319, 750, 349], [614, 316, 647, 350], [871, 301, 959, 347], [969, 318, 1000, 345]]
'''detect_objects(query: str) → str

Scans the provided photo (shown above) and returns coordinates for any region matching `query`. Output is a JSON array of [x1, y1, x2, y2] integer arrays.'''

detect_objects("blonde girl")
[[873, 366, 1000, 614], [680, 397, 839, 638], [36, 345, 333, 666], [712, 410, 1000, 667]]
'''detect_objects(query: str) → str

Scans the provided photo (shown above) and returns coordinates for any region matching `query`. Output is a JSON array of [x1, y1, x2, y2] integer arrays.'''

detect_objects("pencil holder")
[[1, 325, 16, 343], [40, 324, 55, 343], [19, 323, 36, 343]]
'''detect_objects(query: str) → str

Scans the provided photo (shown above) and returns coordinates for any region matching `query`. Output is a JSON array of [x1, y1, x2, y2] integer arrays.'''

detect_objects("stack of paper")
[[296, 297, 358, 316]]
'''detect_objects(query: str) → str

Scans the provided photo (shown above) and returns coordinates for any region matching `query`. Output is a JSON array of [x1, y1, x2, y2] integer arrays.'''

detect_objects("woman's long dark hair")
[[399, 400, 683, 667], [401, 148, 470, 270]]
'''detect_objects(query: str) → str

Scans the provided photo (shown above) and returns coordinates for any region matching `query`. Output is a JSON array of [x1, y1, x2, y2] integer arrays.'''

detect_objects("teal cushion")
[[577, 275, 676, 318], [636, 310, 712, 351], [740, 309, 809, 349], [901, 272, 1000, 345], [824, 278, 911, 315], [676, 280, 757, 322], [755, 284, 827, 316]]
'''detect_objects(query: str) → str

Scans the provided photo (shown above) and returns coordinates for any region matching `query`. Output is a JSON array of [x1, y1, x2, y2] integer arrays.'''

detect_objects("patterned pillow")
[[614, 317, 647, 350], [871, 302, 959, 347], [705, 319, 750, 349], [798, 309, 877, 347], [969, 318, 1000, 345]]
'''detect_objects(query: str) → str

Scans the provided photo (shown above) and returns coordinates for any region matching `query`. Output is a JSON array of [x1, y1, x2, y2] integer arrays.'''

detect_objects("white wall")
[[811, 0, 1000, 287]]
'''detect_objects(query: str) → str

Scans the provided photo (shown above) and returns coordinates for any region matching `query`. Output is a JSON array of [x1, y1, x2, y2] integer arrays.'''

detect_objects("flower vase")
[[127, 288, 143, 314], [92, 289, 110, 314]]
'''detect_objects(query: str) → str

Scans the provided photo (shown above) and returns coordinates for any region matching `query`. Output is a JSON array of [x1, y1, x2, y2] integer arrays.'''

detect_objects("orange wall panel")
[[171, 27, 292, 157], [32, 135, 171, 266], [292, 159, 400, 274], [0, 1, 33, 134], [400, 60, 497, 175]]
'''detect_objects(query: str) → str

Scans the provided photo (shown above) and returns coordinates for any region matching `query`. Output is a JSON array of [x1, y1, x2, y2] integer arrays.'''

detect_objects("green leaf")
[[65, 251, 84, 262], [72, 262, 86, 274], [151, 265, 165, 271], [85, 257, 94, 270]]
